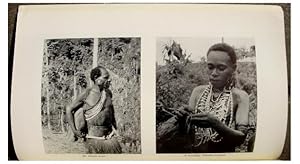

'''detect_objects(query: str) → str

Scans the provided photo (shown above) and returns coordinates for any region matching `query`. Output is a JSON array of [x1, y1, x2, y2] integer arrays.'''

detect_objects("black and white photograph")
[[156, 37, 257, 153], [41, 37, 141, 154]]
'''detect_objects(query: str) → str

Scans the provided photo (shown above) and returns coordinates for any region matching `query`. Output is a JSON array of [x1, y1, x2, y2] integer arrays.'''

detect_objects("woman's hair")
[[207, 43, 237, 90], [90, 66, 105, 83], [207, 43, 237, 65]]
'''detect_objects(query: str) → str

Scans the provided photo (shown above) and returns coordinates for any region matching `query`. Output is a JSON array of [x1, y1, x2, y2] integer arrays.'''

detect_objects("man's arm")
[[111, 105, 117, 130], [107, 102, 118, 139], [66, 89, 88, 137], [105, 89, 117, 129]]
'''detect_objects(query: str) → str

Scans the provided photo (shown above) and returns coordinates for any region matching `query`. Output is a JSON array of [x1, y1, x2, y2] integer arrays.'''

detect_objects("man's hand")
[[106, 132, 114, 139], [106, 130, 118, 139], [73, 130, 85, 138]]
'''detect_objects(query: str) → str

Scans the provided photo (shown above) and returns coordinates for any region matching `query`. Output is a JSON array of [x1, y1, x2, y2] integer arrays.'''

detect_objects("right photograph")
[[156, 37, 257, 153]]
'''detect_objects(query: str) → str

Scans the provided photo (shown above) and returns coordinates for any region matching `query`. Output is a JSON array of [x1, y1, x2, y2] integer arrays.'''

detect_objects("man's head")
[[206, 43, 237, 89], [90, 66, 110, 88]]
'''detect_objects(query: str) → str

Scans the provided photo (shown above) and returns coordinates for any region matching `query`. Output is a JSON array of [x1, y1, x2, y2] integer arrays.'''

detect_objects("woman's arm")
[[173, 86, 205, 117], [215, 90, 249, 145]]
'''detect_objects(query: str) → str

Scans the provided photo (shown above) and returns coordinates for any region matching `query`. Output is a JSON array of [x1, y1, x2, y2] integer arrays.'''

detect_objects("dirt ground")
[[42, 128, 87, 154]]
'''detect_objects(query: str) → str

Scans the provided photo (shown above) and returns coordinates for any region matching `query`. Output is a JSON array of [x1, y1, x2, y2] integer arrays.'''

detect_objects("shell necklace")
[[193, 84, 233, 146]]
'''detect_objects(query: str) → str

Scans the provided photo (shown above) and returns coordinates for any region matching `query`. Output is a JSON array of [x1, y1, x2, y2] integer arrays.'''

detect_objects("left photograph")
[[41, 38, 141, 154]]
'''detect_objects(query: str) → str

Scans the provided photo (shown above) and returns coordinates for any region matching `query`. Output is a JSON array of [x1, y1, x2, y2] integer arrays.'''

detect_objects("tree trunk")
[[79, 86, 82, 94], [60, 110, 65, 133], [157, 116, 193, 153], [125, 89, 128, 106], [59, 90, 65, 133], [110, 39, 114, 61], [93, 38, 98, 68], [73, 75, 77, 100], [88, 38, 98, 87], [156, 116, 180, 142], [111, 52, 114, 61], [52, 103, 56, 131], [46, 88, 51, 130]]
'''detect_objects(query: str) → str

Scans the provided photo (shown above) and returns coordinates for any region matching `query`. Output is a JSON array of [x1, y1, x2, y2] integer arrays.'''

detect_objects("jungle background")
[[41, 38, 141, 154], [156, 38, 257, 152]]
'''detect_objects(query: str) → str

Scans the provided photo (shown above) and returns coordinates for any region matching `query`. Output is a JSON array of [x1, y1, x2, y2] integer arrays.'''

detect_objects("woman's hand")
[[173, 105, 192, 118], [190, 113, 220, 128]]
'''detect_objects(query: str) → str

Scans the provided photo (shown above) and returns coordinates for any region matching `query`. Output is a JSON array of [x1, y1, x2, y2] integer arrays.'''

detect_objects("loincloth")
[[85, 137, 122, 154]]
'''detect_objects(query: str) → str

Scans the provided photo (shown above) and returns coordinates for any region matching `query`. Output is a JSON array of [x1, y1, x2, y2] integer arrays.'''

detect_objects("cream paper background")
[[11, 4, 287, 160]]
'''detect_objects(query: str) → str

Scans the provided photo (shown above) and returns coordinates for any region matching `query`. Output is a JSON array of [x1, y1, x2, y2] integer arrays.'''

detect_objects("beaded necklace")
[[84, 90, 107, 121], [193, 84, 233, 146]]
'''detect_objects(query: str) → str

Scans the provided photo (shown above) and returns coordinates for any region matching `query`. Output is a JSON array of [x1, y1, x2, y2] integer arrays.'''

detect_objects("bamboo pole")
[[93, 38, 98, 68], [89, 38, 99, 87]]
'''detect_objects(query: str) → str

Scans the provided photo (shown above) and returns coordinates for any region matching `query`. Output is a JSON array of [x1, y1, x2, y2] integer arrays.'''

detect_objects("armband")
[[236, 124, 249, 135]]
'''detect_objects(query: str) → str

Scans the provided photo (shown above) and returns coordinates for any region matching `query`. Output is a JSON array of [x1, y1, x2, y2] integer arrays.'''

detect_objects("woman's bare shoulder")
[[189, 85, 208, 110], [189, 85, 208, 102], [232, 88, 249, 102], [192, 85, 208, 94]]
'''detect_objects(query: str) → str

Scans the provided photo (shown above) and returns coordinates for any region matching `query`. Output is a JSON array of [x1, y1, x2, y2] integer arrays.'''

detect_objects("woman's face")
[[95, 69, 110, 89], [207, 50, 235, 89]]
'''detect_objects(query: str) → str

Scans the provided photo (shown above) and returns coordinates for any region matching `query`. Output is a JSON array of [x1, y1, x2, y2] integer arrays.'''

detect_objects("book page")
[[11, 4, 287, 160]]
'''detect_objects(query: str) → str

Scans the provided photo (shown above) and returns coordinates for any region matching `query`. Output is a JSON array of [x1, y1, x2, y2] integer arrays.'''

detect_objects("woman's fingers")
[[191, 116, 208, 121], [191, 114, 209, 125], [190, 118, 210, 128], [191, 113, 219, 126], [181, 105, 192, 112], [191, 113, 208, 118], [179, 109, 189, 115], [177, 106, 191, 116], [173, 110, 183, 117]]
